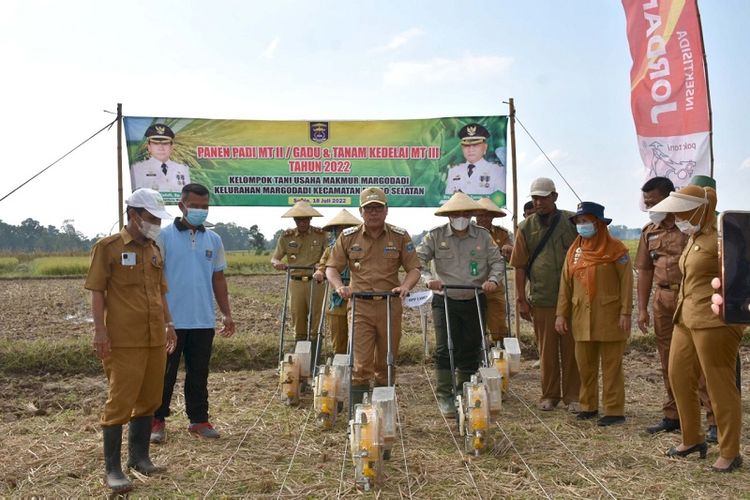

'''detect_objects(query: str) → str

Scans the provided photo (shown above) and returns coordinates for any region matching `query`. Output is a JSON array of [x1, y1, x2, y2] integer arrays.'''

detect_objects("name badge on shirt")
[[121, 252, 136, 266], [205, 249, 213, 259]]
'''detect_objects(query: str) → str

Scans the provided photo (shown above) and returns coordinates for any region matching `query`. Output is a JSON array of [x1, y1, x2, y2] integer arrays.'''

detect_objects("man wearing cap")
[[418, 192, 504, 416], [312, 209, 362, 355], [474, 197, 513, 341], [131, 123, 191, 194], [272, 201, 327, 342], [325, 187, 421, 402], [636, 176, 715, 437], [445, 123, 506, 196], [150, 183, 236, 443], [510, 177, 580, 412], [84, 188, 177, 493]]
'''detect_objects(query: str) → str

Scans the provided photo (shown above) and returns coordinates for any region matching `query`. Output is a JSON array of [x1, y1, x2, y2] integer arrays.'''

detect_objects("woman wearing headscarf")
[[555, 202, 632, 426], [650, 185, 743, 472]]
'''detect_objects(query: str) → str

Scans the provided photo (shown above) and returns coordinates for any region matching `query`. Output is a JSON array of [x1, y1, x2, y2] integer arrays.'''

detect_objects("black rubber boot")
[[436, 369, 456, 417], [351, 384, 370, 406], [127, 416, 166, 475], [455, 371, 473, 395], [102, 425, 132, 493]]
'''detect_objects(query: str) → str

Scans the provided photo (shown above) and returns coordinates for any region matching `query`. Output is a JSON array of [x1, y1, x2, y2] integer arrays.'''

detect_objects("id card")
[[121, 252, 136, 266]]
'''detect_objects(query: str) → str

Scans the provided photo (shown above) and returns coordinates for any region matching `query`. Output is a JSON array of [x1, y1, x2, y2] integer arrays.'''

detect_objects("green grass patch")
[[30, 256, 90, 276], [0, 256, 19, 272], [623, 239, 639, 256], [225, 252, 274, 275]]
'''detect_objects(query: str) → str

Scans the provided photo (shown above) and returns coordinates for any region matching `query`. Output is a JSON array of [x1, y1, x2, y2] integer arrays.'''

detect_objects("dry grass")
[[1, 274, 749, 498]]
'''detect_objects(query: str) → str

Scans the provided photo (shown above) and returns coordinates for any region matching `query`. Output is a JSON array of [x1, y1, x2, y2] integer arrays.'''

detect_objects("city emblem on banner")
[[309, 122, 329, 143]]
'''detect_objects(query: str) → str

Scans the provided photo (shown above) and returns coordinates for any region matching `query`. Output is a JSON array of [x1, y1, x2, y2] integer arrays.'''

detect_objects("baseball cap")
[[360, 187, 387, 207], [529, 177, 556, 197], [126, 188, 172, 219]]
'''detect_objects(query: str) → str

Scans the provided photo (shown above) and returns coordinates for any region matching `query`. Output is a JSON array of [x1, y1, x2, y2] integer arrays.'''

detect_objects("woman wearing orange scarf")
[[555, 202, 632, 426], [650, 185, 743, 473]]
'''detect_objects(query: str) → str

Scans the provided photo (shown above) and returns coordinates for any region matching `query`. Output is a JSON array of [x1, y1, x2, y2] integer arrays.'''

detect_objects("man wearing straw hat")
[[326, 187, 421, 403], [313, 209, 362, 355], [475, 197, 513, 341], [271, 200, 328, 341], [417, 192, 504, 416]]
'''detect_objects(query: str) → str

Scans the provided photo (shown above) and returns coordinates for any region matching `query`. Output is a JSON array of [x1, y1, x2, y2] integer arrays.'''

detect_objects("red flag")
[[622, 0, 711, 187]]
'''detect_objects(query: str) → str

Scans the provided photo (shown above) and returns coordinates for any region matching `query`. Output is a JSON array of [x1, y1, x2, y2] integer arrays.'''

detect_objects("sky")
[[1, 0, 748, 241]]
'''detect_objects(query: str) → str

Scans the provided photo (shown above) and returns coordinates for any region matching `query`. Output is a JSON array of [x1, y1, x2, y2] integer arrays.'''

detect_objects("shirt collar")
[[174, 217, 205, 232]]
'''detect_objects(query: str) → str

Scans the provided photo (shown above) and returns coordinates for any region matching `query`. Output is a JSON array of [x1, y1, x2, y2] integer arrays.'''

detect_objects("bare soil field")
[[1, 276, 749, 498]]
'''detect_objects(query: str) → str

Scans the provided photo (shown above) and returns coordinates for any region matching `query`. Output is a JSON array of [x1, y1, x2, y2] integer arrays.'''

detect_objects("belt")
[[357, 295, 386, 300], [291, 276, 313, 281], [657, 283, 680, 291]]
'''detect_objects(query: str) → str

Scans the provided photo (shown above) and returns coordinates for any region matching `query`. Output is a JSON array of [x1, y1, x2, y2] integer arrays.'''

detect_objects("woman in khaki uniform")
[[555, 202, 632, 427], [313, 209, 361, 354], [650, 185, 743, 472]]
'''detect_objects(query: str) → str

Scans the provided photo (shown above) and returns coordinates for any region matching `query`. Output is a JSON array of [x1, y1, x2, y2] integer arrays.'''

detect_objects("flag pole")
[[117, 103, 124, 229], [508, 97, 520, 338], [694, 1, 714, 176]]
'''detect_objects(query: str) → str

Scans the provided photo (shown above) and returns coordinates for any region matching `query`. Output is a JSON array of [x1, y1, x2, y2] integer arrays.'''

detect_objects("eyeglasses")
[[362, 204, 385, 213]]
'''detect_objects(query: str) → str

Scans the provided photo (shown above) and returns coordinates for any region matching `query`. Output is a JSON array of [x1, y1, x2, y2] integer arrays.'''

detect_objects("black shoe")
[[706, 425, 718, 444], [666, 442, 708, 459], [597, 415, 626, 427], [711, 455, 743, 473], [576, 410, 599, 421], [646, 418, 680, 434]]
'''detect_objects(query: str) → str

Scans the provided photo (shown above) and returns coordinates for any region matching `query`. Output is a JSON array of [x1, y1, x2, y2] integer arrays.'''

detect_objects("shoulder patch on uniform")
[[343, 226, 359, 236], [389, 225, 406, 235], [617, 253, 629, 264], [406, 242, 415, 252], [311, 226, 324, 233], [284, 228, 295, 235], [474, 225, 490, 233]]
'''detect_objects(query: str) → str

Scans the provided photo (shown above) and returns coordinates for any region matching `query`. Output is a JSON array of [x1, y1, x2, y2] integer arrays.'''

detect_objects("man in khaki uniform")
[[271, 201, 327, 341], [418, 192, 504, 416], [636, 176, 715, 436], [510, 178, 580, 412], [312, 209, 361, 355], [475, 197, 513, 340], [85, 188, 177, 493], [326, 187, 421, 403], [556, 202, 632, 427]]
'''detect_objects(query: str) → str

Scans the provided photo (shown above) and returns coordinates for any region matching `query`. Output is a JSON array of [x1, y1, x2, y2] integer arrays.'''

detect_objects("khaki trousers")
[[575, 340, 626, 416], [485, 287, 509, 340], [101, 346, 167, 426], [290, 279, 325, 341], [669, 322, 743, 459], [327, 301, 349, 354], [653, 288, 714, 423], [349, 297, 402, 386], [532, 307, 580, 404]]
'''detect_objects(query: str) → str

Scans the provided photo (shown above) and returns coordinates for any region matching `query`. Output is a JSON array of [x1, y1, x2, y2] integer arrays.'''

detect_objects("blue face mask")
[[186, 208, 208, 227], [576, 222, 597, 239]]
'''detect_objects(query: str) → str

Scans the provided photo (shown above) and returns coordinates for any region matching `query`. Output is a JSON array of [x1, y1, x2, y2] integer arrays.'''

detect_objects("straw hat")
[[434, 192, 483, 216], [281, 200, 323, 218], [322, 209, 361, 230], [475, 197, 507, 217]]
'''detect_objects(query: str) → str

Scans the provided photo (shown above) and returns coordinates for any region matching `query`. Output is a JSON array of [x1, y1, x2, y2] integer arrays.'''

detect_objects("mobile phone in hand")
[[718, 210, 750, 323]]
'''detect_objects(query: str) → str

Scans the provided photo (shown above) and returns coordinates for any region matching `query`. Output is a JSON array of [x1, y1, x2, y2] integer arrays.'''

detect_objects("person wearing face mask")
[[555, 202, 632, 427], [650, 185, 744, 473], [312, 209, 362, 355], [151, 183, 235, 443], [84, 188, 177, 493], [635, 177, 716, 437], [417, 192, 504, 416], [510, 177, 581, 412], [130, 123, 191, 196]]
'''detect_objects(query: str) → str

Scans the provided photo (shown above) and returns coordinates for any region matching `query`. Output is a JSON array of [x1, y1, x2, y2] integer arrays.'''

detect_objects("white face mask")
[[137, 216, 162, 241], [648, 211, 666, 224], [449, 216, 470, 231], [675, 218, 700, 235]]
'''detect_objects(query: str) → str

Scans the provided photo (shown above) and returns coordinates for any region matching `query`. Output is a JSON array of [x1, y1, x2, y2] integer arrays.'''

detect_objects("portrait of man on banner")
[[444, 123, 506, 198], [130, 123, 191, 195]]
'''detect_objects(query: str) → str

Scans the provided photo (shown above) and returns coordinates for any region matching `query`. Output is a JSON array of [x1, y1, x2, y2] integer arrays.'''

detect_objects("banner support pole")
[[694, 1, 714, 177], [508, 97, 520, 338], [117, 103, 124, 230]]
